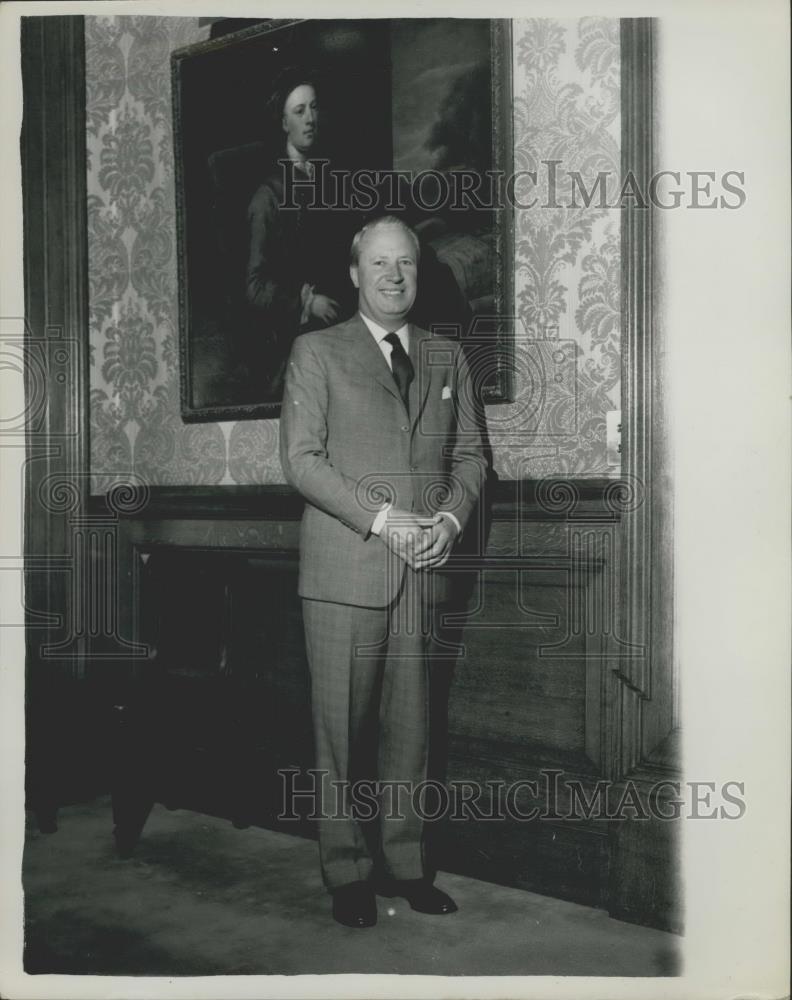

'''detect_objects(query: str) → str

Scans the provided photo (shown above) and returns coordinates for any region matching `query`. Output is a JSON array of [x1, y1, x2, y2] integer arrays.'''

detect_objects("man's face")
[[350, 225, 418, 331], [282, 84, 319, 154]]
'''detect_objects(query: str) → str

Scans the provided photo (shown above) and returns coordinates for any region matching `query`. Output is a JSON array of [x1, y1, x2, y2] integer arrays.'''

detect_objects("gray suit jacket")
[[280, 314, 486, 608]]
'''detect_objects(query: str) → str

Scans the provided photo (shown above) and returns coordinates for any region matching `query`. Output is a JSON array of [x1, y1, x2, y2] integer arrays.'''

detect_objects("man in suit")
[[280, 215, 485, 927]]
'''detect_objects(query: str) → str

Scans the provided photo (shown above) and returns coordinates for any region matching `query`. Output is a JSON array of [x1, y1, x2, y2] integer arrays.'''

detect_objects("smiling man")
[[280, 215, 486, 928]]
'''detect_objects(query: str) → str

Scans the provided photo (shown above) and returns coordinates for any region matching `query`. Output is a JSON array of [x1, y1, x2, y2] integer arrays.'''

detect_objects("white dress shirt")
[[358, 312, 409, 369], [358, 312, 461, 539], [286, 141, 314, 178]]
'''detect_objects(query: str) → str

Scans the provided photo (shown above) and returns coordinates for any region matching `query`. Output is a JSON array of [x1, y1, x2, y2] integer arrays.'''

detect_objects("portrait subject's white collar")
[[286, 141, 313, 177]]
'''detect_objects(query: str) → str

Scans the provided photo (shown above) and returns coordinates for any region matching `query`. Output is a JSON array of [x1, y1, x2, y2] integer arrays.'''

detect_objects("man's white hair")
[[349, 216, 421, 267]]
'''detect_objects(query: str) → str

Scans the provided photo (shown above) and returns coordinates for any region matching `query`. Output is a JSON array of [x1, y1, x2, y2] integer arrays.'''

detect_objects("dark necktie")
[[384, 332, 414, 412]]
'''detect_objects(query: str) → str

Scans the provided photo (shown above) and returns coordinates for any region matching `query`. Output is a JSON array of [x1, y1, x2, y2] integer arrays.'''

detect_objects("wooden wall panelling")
[[611, 18, 680, 931], [436, 507, 620, 909], [619, 18, 676, 766], [22, 15, 89, 666], [22, 16, 93, 825]]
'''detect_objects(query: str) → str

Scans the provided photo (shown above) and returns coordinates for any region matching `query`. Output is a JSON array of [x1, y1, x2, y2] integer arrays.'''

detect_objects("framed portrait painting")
[[172, 18, 514, 421]]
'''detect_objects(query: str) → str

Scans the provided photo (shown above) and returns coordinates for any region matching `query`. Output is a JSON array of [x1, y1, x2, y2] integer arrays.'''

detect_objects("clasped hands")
[[380, 508, 457, 571]]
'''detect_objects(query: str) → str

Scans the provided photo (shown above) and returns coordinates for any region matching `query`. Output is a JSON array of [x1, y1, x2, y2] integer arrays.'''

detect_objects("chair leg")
[[110, 703, 155, 857]]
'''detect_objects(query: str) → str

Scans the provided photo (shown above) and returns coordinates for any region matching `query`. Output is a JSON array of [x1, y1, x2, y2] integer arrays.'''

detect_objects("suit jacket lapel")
[[346, 316, 433, 420], [347, 315, 402, 405], [408, 324, 433, 426]]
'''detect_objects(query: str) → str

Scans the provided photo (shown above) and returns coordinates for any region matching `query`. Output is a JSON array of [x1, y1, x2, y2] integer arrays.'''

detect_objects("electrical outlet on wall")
[[606, 410, 622, 468]]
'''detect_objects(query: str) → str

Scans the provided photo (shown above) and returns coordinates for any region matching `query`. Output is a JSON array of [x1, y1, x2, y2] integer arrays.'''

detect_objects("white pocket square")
[[441, 386, 452, 400]]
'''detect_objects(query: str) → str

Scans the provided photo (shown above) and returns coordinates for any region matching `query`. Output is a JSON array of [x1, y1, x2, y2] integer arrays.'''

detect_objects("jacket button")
[[401, 425, 409, 432]]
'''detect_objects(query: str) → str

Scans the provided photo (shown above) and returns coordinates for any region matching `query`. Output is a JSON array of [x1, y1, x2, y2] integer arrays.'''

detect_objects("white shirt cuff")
[[371, 504, 392, 536], [299, 283, 315, 326]]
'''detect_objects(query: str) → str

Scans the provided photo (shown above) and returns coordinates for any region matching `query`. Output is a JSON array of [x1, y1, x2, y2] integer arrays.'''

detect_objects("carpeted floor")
[[22, 797, 681, 977]]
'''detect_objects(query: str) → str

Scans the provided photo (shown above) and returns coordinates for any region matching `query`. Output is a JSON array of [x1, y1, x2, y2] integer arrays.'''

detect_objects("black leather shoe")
[[331, 881, 377, 928], [376, 878, 458, 915]]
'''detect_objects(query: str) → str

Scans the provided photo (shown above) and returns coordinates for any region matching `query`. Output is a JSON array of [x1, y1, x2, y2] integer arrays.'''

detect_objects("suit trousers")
[[302, 568, 433, 890]]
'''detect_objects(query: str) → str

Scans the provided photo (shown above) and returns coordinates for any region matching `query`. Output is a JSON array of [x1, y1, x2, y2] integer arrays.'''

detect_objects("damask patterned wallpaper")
[[86, 16, 621, 488], [488, 17, 622, 479]]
